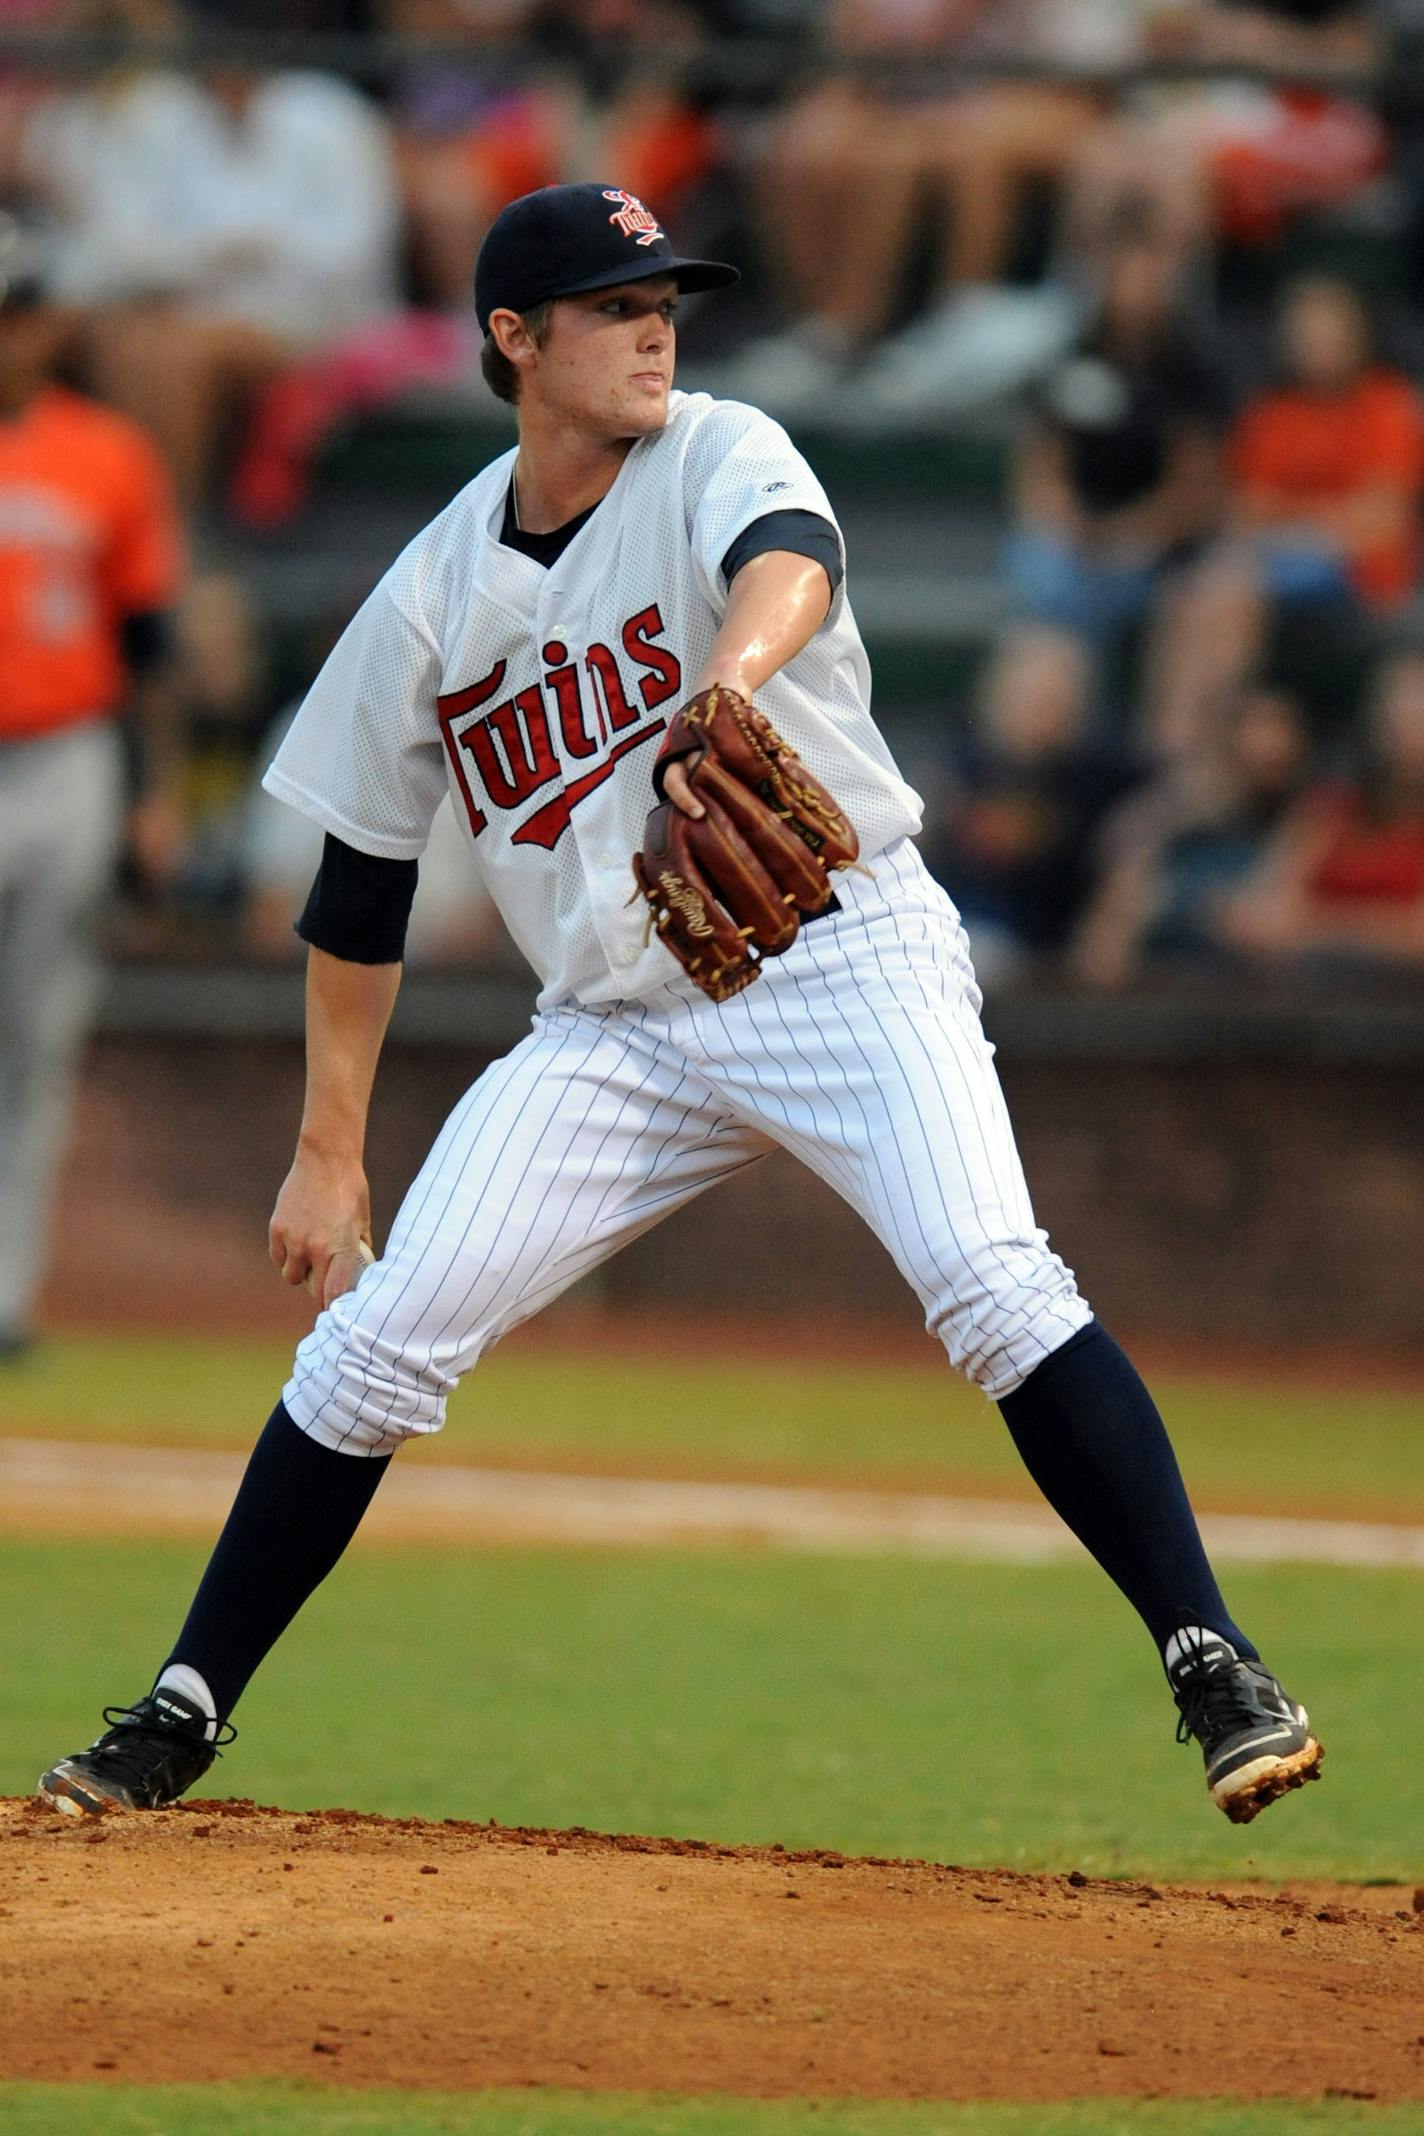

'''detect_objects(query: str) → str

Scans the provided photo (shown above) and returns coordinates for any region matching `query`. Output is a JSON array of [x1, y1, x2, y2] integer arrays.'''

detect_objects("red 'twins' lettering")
[[436, 608, 683, 845]]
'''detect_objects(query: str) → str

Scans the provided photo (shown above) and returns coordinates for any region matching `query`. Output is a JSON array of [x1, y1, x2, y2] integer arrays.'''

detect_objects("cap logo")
[[602, 189, 663, 248]]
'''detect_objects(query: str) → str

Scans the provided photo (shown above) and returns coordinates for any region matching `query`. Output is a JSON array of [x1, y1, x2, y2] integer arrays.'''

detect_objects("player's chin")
[[619, 380, 671, 431]]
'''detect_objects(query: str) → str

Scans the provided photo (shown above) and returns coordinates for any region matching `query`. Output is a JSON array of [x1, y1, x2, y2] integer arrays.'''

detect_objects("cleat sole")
[[1212, 1736, 1324, 1825], [36, 1766, 132, 1818]]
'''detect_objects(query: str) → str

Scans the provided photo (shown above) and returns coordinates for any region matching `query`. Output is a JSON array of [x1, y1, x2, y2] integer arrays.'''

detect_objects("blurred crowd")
[[2, 0, 1424, 997]]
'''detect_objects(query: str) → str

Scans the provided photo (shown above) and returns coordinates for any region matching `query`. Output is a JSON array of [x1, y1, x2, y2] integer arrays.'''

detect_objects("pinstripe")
[[471, 1063, 677, 1343], [506, 1154, 768, 1330], [895, 910, 1031, 1242], [359, 1020, 601, 1442], [899, 881, 1024, 1235], [684, 846, 1086, 1396], [882, 855, 1082, 1365], [756, 958, 857, 1163], [783, 933, 928, 1283], [743, 978, 865, 1205], [288, 836, 1088, 1451], [287, 1003, 767, 1452], [407, 1026, 618, 1370], [729, 912, 992, 1364], [711, 989, 862, 1206], [469, 1038, 682, 1331], [295, 1021, 600, 1449], [853, 876, 1075, 1380], [619, 1127, 765, 1222], [583, 1064, 696, 1231], [853, 943, 1073, 1385], [293, 1033, 545, 1448]]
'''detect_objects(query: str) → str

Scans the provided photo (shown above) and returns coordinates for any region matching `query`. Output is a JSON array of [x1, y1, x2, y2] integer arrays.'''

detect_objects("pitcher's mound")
[[1, 1799, 1417, 2102]]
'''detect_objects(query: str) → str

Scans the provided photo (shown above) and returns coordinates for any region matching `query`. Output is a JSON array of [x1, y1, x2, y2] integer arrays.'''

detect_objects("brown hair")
[[480, 301, 554, 406]]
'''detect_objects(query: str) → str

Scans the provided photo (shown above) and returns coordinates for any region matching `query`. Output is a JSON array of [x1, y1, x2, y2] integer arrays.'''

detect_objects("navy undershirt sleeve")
[[296, 832, 418, 965], [721, 510, 843, 595]]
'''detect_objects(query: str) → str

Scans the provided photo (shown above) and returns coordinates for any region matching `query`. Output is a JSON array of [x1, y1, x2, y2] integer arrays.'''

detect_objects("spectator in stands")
[[719, 0, 1142, 415], [1070, 682, 1310, 987], [0, 216, 186, 1359], [389, 0, 718, 312], [1234, 278, 1424, 611], [1217, 647, 1424, 973], [1150, 277, 1424, 752], [921, 625, 1140, 987], [22, 0, 401, 504], [1007, 214, 1231, 730], [1064, 0, 1386, 287]]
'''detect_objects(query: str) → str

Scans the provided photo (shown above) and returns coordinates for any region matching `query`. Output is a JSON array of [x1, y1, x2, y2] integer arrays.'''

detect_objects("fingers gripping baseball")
[[269, 1151, 376, 1312]]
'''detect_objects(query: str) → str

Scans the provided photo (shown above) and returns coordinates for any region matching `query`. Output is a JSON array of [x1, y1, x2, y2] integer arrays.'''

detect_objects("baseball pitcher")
[[40, 186, 1321, 1829]]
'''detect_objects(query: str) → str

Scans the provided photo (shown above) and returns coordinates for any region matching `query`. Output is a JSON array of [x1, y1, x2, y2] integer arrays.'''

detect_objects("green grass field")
[[4, 1331, 1421, 2133], [1, 1330, 1419, 1513], [4, 1536, 1418, 1879], [0, 2087, 1417, 2136]]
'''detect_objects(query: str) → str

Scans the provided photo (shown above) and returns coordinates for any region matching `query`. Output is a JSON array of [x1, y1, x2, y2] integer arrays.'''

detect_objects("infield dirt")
[[2, 1799, 1419, 2105]]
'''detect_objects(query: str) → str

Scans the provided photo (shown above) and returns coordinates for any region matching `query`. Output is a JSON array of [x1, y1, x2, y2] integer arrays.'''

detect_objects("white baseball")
[[303, 1238, 376, 1299]]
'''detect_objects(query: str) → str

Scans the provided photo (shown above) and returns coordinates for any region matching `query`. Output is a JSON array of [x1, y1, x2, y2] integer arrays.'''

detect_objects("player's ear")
[[488, 307, 541, 378]]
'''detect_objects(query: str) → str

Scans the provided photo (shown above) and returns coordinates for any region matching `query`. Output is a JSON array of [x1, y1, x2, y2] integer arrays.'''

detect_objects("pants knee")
[[928, 1253, 1093, 1399], [281, 1291, 460, 1456]]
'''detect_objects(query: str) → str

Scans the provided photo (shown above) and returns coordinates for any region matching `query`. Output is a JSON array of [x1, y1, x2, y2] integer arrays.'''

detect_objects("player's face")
[[532, 278, 678, 439]]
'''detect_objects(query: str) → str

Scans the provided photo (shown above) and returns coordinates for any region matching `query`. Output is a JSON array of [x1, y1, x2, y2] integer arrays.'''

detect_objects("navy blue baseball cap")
[[474, 183, 738, 335]]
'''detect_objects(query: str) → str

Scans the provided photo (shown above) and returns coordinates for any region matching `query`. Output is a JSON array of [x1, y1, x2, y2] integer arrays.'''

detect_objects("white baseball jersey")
[[263, 390, 922, 1007]]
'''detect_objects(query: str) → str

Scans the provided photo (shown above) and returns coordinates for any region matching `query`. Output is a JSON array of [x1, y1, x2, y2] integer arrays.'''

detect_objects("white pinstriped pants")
[[285, 841, 1092, 1454]]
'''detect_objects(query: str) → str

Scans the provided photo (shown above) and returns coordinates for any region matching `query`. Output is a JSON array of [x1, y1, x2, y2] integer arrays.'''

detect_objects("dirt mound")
[[1, 1798, 1418, 2102]]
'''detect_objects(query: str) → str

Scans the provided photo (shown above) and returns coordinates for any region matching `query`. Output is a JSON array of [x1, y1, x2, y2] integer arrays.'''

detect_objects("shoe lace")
[[1172, 1627, 1250, 1746], [97, 1703, 236, 1786]]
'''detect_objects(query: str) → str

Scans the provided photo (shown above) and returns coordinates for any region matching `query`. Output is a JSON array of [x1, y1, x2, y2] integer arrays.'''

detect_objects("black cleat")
[[1169, 1629, 1322, 1825], [37, 1690, 234, 1817]]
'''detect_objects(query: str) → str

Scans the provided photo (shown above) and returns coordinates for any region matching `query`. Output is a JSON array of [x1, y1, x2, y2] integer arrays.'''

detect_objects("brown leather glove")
[[631, 684, 860, 1002]]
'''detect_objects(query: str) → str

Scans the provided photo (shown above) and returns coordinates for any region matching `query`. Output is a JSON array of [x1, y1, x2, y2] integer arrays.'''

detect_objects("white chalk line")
[[1, 1437, 1421, 1570]]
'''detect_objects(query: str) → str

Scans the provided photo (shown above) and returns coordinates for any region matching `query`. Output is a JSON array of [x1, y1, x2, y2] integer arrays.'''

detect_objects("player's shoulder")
[[657, 391, 807, 503], [663, 389, 794, 453]]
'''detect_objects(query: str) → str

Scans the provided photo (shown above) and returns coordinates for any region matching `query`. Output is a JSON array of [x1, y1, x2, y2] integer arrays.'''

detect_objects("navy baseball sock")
[[160, 1401, 391, 1722], [997, 1320, 1257, 1660]]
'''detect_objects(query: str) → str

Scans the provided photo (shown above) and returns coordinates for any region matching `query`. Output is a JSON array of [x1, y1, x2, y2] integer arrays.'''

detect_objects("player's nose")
[[637, 309, 672, 352]]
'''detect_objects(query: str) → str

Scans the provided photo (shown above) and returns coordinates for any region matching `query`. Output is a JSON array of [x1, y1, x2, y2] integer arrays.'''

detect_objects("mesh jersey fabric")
[[263, 390, 923, 1006]]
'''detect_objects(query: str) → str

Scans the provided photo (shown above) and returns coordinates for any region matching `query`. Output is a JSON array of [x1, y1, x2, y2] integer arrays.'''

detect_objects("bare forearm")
[[694, 550, 834, 697], [271, 948, 401, 1304], [298, 947, 402, 1163]]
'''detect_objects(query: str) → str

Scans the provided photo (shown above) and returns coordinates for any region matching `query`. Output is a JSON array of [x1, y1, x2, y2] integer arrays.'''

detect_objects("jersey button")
[[615, 944, 637, 967], [598, 852, 617, 869]]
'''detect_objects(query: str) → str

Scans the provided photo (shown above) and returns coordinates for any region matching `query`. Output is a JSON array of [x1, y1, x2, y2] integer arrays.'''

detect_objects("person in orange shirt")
[[0, 218, 185, 1358], [1233, 279, 1424, 611], [1148, 278, 1424, 752]]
